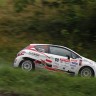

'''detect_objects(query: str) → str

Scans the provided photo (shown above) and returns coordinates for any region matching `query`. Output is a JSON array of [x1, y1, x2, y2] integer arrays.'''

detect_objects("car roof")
[[30, 44, 51, 46]]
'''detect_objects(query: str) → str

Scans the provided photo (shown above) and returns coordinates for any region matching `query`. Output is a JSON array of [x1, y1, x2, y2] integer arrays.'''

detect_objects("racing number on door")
[[55, 58, 59, 62]]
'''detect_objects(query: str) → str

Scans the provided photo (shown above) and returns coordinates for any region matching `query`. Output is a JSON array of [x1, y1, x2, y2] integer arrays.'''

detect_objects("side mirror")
[[66, 55, 70, 59]]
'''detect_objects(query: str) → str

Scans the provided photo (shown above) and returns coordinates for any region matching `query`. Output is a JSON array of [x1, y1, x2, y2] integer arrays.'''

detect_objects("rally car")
[[13, 44, 96, 77]]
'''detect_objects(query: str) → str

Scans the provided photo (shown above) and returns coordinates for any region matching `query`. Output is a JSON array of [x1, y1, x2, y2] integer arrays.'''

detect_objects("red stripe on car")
[[46, 59, 52, 63]]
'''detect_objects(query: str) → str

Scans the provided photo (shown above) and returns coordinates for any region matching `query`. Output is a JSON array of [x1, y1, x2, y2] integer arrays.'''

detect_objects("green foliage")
[[0, 0, 7, 6], [13, 0, 35, 12], [12, 0, 96, 45], [0, 0, 96, 62]]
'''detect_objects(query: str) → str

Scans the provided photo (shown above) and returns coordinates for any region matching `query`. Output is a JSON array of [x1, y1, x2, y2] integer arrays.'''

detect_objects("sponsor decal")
[[60, 58, 70, 63], [70, 59, 78, 67], [71, 59, 78, 62], [30, 48, 50, 58], [71, 62, 78, 65], [70, 62, 78, 67], [29, 52, 39, 57]]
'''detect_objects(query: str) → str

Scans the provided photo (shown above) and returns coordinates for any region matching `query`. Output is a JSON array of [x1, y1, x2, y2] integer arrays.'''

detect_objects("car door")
[[49, 46, 81, 72], [69, 51, 82, 72]]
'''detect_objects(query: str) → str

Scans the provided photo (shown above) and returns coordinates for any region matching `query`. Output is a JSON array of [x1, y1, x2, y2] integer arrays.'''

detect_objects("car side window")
[[72, 52, 80, 59], [35, 45, 49, 53], [49, 46, 71, 57]]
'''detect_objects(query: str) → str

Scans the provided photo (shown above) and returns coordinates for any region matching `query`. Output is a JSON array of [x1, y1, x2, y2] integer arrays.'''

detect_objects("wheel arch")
[[19, 57, 35, 69], [78, 66, 95, 76]]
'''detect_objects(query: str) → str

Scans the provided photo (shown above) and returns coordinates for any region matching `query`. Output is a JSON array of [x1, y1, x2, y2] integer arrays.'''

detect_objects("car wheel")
[[79, 67, 94, 77], [21, 60, 34, 71]]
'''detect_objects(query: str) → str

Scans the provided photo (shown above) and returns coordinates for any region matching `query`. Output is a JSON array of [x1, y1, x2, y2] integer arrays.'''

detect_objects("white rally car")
[[13, 44, 96, 77]]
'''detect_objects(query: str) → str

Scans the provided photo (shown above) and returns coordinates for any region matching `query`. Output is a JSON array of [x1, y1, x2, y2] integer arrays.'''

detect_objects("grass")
[[0, 64, 96, 96]]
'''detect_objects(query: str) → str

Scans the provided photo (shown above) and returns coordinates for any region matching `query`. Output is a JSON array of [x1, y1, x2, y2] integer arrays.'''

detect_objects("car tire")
[[21, 60, 35, 71], [79, 67, 94, 77]]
